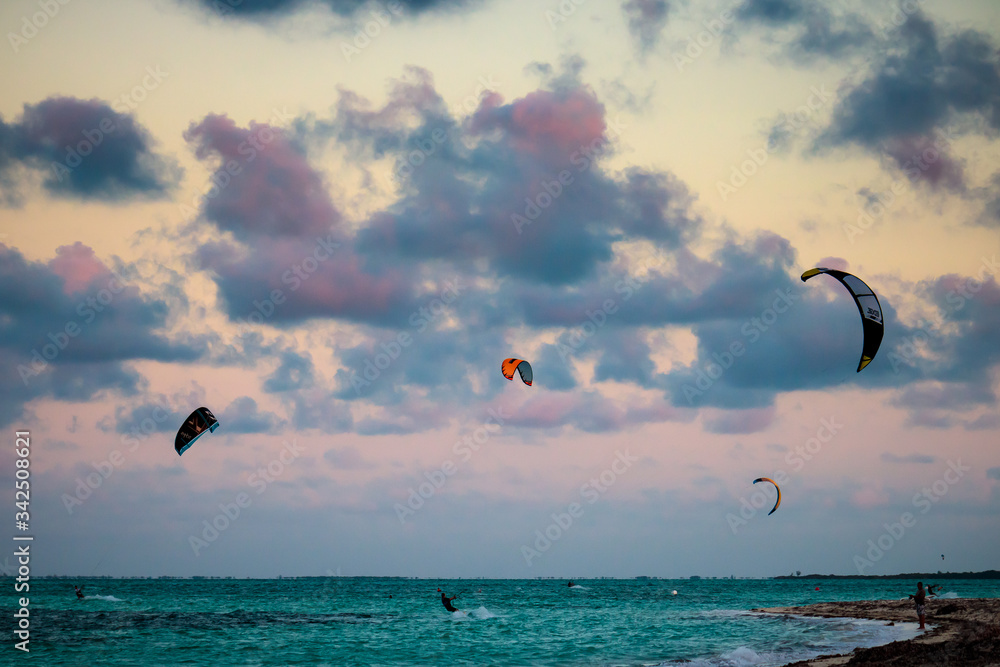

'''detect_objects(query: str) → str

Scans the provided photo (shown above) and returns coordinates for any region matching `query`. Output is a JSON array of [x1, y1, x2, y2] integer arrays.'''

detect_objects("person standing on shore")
[[910, 582, 927, 630]]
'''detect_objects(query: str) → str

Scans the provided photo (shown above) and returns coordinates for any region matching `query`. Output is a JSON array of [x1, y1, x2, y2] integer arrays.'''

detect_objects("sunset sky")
[[1, 0, 998, 579]]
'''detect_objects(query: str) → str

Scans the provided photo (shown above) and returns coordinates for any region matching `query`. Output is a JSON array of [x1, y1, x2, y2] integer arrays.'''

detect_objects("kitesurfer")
[[568, 580, 574, 587], [441, 591, 458, 612], [74, 585, 85, 599]]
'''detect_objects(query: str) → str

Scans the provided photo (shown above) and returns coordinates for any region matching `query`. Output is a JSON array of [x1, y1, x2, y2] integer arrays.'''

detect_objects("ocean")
[[4, 577, 997, 665]]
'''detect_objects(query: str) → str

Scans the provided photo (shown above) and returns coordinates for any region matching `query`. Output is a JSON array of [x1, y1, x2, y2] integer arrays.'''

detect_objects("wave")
[[84, 595, 123, 602], [657, 616, 921, 667], [449, 606, 498, 620], [657, 646, 781, 667]]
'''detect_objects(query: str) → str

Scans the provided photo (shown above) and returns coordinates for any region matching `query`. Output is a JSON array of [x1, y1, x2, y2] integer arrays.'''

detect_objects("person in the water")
[[74, 585, 85, 599], [441, 591, 458, 612], [568, 581, 574, 587]]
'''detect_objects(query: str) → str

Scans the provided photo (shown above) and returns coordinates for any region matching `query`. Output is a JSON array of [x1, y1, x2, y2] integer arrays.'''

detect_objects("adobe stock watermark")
[[18, 264, 140, 386], [554, 254, 664, 363], [511, 115, 627, 234], [8, 0, 72, 53], [682, 288, 799, 405], [521, 449, 638, 566], [389, 75, 500, 184], [874, 0, 930, 40], [48, 67, 169, 185], [853, 459, 971, 574], [177, 107, 294, 222], [232, 233, 342, 340], [189, 439, 305, 556], [340, 0, 404, 62], [545, 0, 587, 30], [349, 278, 463, 394], [726, 416, 842, 533], [888, 255, 997, 374], [62, 400, 175, 514], [394, 406, 508, 523], [844, 126, 958, 244], [717, 85, 832, 202], [672, 4, 737, 72]]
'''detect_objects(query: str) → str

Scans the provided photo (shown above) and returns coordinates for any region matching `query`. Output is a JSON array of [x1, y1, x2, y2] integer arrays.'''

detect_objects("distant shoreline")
[[8, 570, 1000, 579], [772, 570, 1000, 580], [753, 597, 1000, 667]]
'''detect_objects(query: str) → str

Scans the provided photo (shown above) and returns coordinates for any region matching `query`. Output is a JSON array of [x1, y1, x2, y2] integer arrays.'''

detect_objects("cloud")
[[218, 396, 286, 434], [183, 114, 341, 240], [592, 329, 658, 388], [623, 0, 671, 54], [181, 63, 1000, 438], [703, 406, 776, 434], [733, 0, 875, 61], [880, 452, 935, 464], [0, 97, 179, 204], [0, 243, 206, 427], [532, 343, 578, 391], [891, 382, 992, 413], [263, 349, 316, 393], [964, 413, 1000, 431], [322, 65, 700, 286], [988, 467, 1000, 481], [814, 11, 1000, 191], [184, 113, 422, 328], [879, 133, 965, 193], [324, 446, 375, 470], [289, 390, 354, 433], [178, 0, 484, 21], [975, 172, 1000, 228]]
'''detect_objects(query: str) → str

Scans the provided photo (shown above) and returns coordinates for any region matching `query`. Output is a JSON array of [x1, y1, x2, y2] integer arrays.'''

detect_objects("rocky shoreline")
[[751, 598, 1000, 666]]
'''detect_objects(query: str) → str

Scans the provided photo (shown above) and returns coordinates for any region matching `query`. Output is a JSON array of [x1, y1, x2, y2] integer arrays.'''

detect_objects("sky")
[[1, 0, 998, 579]]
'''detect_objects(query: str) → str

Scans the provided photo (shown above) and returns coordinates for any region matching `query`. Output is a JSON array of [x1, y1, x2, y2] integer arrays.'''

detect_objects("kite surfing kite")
[[175, 407, 219, 455], [753, 477, 781, 515], [501, 358, 533, 386], [801, 267, 884, 372]]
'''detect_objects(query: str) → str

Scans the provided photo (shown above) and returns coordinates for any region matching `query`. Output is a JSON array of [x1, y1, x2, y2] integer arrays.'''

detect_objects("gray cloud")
[[0, 97, 180, 204], [880, 452, 935, 464]]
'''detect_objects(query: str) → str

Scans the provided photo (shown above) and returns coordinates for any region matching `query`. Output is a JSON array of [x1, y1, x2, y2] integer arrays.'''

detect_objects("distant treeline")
[[775, 570, 1000, 580]]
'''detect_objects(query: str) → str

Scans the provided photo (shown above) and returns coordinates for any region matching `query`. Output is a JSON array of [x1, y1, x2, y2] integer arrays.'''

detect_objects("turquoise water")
[[4, 577, 997, 665]]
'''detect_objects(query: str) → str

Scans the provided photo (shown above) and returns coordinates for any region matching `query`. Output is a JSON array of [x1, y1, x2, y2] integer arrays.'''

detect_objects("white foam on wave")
[[655, 645, 779, 667], [470, 605, 498, 619], [936, 591, 959, 599], [657, 614, 923, 667], [569, 585, 587, 591], [84, 595, 123, 602], [448, 606, 498, 620]]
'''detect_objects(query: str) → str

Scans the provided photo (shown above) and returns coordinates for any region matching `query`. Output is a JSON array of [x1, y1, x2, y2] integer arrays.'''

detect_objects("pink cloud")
[[199, 237, 415, 323], [472, 88, 608, 166], [882, 135, 965, 192], [184, 114, 341, 239], [49, 242, 112, 294]]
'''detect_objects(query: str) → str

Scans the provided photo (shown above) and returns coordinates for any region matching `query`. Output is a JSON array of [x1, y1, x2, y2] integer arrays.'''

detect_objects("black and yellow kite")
[[801, 267, 884, 372]]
